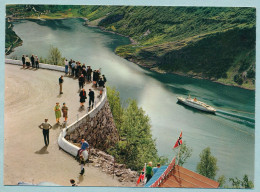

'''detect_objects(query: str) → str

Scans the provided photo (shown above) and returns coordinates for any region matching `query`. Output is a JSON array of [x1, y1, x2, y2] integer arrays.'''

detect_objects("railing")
[[5, 59, 107, 161], [58, 88, 107, 161]]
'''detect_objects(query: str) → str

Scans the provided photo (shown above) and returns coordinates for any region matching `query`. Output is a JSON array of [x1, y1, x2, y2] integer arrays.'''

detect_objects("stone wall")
[[65, 100, 119, 151]]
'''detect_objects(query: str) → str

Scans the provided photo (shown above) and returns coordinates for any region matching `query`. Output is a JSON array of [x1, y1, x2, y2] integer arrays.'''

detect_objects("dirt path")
[[4, 64, 129, 187]]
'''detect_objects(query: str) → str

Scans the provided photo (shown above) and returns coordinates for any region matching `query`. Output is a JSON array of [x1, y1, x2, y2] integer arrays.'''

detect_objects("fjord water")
[[8, 18, 255, 182]]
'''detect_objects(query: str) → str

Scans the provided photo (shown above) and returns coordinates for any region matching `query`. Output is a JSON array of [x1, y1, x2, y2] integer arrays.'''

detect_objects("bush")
[[107, 87, 168, 171], [48, 46, 63, 65]]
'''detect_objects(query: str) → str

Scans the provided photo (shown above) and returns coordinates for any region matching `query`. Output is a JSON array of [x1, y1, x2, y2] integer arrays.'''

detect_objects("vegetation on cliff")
[[107, 87, 168, 171], [5, 19, 22, 54], [6, 5, 256, 89]]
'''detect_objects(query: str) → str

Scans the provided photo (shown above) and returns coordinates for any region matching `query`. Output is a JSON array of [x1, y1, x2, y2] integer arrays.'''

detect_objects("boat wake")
[[216, 109, 255, 128]]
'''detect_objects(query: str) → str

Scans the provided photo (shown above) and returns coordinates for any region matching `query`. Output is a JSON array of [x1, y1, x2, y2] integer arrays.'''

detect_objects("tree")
[[217, 175, 226, 188], [196, 147, 218, 180], [106, 86, 124, 134], [48, 46, 62, 65], [229, 174, 254, 189], [177, 141, 192, 166], [107, 87, 168, 171]]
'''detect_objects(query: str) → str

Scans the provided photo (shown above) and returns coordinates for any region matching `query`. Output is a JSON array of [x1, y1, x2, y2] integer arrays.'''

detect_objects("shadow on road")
[[35, 146, 49, 154], [52, 123, 62, 130], [57, 94, 62, 98], [78, 106, 85, 112], [77, 175, 84, 184]]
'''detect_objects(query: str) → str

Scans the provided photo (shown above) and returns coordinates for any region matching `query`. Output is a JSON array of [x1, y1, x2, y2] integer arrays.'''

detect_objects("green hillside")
[[6, 5, 256, 89], [5, 19, 22, 54]]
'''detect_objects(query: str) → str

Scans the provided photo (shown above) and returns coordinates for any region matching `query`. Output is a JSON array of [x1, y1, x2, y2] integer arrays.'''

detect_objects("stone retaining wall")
[[65, 99, 119, 151]]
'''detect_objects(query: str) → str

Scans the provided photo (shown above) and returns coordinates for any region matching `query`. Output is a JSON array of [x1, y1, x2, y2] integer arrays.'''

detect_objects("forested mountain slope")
[[6, 5, 256, 89]]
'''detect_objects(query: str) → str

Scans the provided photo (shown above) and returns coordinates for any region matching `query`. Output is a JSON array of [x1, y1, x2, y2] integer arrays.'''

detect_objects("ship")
[[177, 96, 216, 114]]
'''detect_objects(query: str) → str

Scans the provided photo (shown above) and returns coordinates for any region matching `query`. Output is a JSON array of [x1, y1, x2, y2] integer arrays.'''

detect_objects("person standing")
[[86, 66, 92, 82], [64, 59, 69, 75], [102, 74, 107, 86], [79, 89, 87, 108], [38, 119, 52, 146], [88, 89, 94, 109], [152, 163, 161, 175], [79, 155, 85, 175], [71, 61, 76, 77], [59, 75, 64, 94], [54, 102, 61, 124], [78, 74, 85, 89], [31, 54, 35, 68], [35, 55, 39, 69], [146, 162, 153, 183], [98, 78, 104, 97], [22, 55, 25, 68], [68, 59, 72, 75], [61, 103, 68, 122], [25, 55, 30, 68]]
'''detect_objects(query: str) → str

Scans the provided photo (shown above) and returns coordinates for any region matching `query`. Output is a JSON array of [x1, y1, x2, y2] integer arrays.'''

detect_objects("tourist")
[[146, 162, 153, 183], [75, 62, 79, 78], [38, 119, 52, 146], [76, 139, 89, 160], [82, 66, 87, 80], [70, 179, 77, 186], [79, 155, 85, 175], [79, 88, 87, 108], [88, 89, 94, 109], [102, 74, 107, 86], [92, 70, 97, 87], [152, 163, 161, 175], [61, 103, 68, 123], [59, 75, 64, 94], [64, 59, 69, 75], [54, 102, 61, 124], [78, 74, 85, 89], [77, 62, 82, 77], [68, 59, 72, 75], [22, 55, 25, 68], [98, 78, 104, 97], [25, 55, 30, 68], [35, 55, 39, 69], [86, 66, 92, 82], [71, 60, 76, 77], [31, 54, 35, 68]]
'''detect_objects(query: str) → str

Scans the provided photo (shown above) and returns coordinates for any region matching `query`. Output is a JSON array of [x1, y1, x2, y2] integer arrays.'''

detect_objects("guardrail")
[[5, 59, 65, 72], [58, 88, 107, 161]]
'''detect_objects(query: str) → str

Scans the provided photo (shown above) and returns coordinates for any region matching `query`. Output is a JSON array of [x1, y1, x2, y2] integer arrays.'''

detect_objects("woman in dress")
[[54, 102, 61, 123], [79, 89, 87, 108]]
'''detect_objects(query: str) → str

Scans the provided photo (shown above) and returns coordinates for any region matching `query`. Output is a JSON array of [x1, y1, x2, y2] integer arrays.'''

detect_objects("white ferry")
[[177, 96, 216, 114]]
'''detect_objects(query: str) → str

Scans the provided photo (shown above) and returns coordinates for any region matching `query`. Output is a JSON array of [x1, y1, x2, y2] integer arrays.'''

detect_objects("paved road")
[[4, 64, 127, 186]]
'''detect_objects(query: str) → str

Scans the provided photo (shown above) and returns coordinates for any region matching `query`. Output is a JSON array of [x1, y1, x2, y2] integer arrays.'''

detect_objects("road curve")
[[4, 64, 127, 187]]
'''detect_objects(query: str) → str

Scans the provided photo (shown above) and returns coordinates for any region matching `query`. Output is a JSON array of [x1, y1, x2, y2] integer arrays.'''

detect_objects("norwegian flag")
[[173, 131, 182, 149], [136, 165, 146, 185]]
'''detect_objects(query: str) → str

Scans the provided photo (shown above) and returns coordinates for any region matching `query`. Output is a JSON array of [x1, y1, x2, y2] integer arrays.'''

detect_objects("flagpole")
[[177, 130, 182, 165], [144, 163, 147, 184]]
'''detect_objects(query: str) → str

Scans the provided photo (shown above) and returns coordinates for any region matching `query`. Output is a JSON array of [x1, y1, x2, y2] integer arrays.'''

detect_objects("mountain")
[[6, 5, 256, 89]]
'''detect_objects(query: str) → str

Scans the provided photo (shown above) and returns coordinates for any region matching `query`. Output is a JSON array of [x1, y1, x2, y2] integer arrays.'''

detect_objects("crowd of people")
[[19, 53, 111, 185], [22, 54, 39, 69], [31, 55, 108, 184]]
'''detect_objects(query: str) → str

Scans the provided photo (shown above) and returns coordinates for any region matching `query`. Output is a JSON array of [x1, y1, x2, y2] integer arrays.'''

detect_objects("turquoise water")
[[7, 18, 255, 183]]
